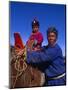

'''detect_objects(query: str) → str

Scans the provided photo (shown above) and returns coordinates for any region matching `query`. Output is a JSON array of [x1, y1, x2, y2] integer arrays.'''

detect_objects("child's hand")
[[33, 39, 37, 45]]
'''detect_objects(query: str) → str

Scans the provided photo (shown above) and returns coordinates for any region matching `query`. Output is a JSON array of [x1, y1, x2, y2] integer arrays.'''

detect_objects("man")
[[26, 27, 66, 86]]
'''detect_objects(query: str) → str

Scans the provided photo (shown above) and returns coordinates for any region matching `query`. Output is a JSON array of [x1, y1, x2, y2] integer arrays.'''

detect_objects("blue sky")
[[10, 1, 66, 56]]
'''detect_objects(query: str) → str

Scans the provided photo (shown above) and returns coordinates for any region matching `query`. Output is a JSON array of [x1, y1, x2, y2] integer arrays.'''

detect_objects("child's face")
[[47, 32, 57, 46], [32, 26, 39, 33]]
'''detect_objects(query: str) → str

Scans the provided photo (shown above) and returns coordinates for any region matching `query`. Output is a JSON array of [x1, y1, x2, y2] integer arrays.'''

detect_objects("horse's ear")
[[14, 32, 25, 50]]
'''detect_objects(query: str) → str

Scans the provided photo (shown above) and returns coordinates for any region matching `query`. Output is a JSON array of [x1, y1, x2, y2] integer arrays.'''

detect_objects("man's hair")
[[47, 27, 58, 38]]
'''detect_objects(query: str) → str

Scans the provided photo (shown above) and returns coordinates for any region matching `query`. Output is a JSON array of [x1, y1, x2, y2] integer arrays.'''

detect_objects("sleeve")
[[37, 33, 43, 44], [27, 47, 59, 64]]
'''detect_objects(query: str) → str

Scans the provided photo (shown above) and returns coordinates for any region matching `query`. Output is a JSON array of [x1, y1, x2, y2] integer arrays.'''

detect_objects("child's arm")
[[37, 33, 43, 45], [32, 33, 43, 51]]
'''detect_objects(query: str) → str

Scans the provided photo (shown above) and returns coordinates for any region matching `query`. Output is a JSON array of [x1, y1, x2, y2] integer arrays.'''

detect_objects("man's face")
[[32, 25, 39, 33], [47, 32, 57, 46]]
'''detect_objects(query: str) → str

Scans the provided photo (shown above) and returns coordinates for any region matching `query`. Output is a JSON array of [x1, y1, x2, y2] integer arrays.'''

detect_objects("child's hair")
[[32, 19, 39, 28], [47, 27, 58, 38]]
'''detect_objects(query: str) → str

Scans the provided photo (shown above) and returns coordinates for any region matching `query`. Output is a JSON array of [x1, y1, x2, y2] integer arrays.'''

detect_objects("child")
[[26, 19, 43, 51]]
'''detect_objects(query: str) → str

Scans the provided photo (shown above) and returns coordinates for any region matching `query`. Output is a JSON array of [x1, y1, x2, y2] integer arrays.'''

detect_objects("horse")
[[9, 46, 45, 88]]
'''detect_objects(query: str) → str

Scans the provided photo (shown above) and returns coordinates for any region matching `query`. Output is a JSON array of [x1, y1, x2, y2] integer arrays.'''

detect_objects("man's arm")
[[27, 47, 58, 64]]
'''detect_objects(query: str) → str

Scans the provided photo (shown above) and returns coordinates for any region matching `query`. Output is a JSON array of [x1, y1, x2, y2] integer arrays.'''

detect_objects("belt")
[[48, 73, 65, 80]]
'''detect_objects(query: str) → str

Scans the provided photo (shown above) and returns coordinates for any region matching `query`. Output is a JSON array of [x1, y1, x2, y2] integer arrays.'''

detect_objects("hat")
[[47, 27, 58, 38], [32, 19, 39, 28]]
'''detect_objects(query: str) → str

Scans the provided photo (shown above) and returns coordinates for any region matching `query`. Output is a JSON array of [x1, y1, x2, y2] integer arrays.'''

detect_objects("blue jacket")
[[27, 44, 66, 85]]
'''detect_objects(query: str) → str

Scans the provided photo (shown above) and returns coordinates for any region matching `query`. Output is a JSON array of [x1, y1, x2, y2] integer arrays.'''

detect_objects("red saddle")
[[14, 32, 25, 50]]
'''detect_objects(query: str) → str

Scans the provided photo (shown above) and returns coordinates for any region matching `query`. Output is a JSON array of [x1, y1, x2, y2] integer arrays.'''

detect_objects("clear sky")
[[10, 1, 66, 56]]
